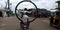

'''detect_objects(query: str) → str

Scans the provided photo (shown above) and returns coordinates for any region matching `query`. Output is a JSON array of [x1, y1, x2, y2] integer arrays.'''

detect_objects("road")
[[0, 16, 57, 30]]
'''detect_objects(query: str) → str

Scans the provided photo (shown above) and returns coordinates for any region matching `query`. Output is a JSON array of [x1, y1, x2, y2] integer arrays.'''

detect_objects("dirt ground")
[[0, 16, 57, 30]]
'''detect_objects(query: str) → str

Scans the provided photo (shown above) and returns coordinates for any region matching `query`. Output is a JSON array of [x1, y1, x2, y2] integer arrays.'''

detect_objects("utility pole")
[[7, 0, 10, 9], [6, 0, 11, 17]]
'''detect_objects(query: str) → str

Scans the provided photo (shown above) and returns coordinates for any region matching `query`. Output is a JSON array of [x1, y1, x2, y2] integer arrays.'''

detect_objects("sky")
[[0, 0, 57, 12]]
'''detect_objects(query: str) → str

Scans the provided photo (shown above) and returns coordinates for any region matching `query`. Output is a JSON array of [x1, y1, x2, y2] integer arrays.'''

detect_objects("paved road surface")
[[0, 16, 57, 30]]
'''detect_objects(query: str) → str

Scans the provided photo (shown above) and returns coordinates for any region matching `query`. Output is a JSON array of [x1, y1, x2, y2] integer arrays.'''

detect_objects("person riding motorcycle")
[[20, 8, 32, 29]]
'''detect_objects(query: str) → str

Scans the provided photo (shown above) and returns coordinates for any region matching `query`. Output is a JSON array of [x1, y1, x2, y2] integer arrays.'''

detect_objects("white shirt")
[[22, 15, 28, 22]]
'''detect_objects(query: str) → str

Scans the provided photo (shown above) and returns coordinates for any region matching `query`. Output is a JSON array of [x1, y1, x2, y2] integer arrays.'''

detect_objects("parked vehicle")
[[49, 10, 60, 29], [34, 9, 50, 17]]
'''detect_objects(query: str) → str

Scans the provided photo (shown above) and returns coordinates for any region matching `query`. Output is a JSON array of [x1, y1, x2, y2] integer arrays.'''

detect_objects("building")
[[0, 7, 7, 17], [56, 0, 60, 10], [56, 0, 60, 30]]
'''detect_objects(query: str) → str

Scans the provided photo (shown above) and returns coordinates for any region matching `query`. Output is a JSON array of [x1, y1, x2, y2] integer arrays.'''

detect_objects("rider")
[[20, 8, 32, 29]]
